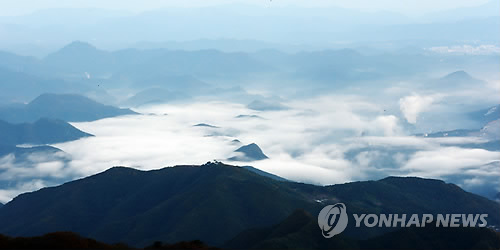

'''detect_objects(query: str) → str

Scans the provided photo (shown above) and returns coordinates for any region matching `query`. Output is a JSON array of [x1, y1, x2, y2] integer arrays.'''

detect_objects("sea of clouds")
[[1, 74, 499, 204], [1, 90, 498, 203]]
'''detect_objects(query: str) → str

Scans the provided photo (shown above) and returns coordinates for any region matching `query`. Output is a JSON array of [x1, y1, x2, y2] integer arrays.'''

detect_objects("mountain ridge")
[[0, 118, 92, 145], [0, 163, 498, 247], [0, 93, 137, 123]]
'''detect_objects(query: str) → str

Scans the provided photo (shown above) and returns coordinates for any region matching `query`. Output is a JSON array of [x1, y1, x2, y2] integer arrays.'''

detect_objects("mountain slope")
[[0, 67, 87, 103], [467, 104, 500, 128], [0, 232, 129, 249], [0, 163, 310, 247], [0, 93, 137, 123], [0, 144, 62, 159], [0, 163, 498, 247], [228, 143, 269, 161], [42, 41, 116, 75], [226, 209, 500, 249], [124, 88, 190, 107], [0, 118, 92, 145]]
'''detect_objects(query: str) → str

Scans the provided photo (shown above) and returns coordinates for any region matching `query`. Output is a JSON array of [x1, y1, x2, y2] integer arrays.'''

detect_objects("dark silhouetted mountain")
[[241, 166, 287, 182], [144, 240, 218, 250], [225, 209, 358, 249], [0, 163, 499, 247], [0, 93, 137, 123], [0, 231, 221, 249], [228, 143, 268, 161], [193, 123, 219, 128], [0, 163, 311, 247], [0, 232, 129, 249], [124, 88, 190, 107], [361, 223, 500, 250], [0, 118, 92, 145], [226, 209, 500, 249], [247, 100, 288, 111]]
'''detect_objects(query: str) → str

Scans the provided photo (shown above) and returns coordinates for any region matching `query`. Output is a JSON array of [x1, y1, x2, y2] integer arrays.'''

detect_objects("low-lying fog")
[[1, 81, 498, 203]]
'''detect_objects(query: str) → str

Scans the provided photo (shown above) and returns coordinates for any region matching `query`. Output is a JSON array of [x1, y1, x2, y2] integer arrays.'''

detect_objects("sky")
[[0, 0, 491, 16]]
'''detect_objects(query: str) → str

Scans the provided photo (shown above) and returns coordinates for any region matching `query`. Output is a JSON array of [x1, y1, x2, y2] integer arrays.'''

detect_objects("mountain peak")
[[229, 143, 269, 161], [59, 41, 98, 53], [20, 93, 137, 122], [441, 70, 475, 81]]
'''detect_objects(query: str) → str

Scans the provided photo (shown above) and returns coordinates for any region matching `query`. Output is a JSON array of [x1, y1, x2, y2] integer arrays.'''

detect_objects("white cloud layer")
[[0, 94, 498, 203]]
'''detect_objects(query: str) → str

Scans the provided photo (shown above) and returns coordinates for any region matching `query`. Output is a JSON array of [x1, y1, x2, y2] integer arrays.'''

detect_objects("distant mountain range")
[[0, 162, 498, 248], [0, 93, 137, 123], [124, 88, 190, 107], [3, 41, 497, 102], [0, 118, 92, 145], [0, 67, 89, 103]]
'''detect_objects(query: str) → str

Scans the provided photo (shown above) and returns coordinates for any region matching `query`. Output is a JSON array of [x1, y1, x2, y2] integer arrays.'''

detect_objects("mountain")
[[0, 67, 87, 103], [416, 129, 475, 138], [0, 118, 92, 145], [440, 70, 477, 83], [124, 88, 190, 107], [235, 114, 264, 119], [416, 118, 500, 148], [193, 123, 219, 128], [435, 70, 485, 89], [0, 51, 39, 73], [0, 93, 137, 123], [241, 166, 288, 182], [360, 224, 500, 250], [0, 232, 129, 249], [225, 209, 357, 249], [247, 100, 288, 111], [110, 49, 271, 81], [0, 163, 311, 247], [228, 143, 269, 161], [42, 41, 116, 75], [0, 163, 499, 247], [226, 209, 500, 249], [479, 119, 500, 140], [469, 105, 500, 127], [0, 144, 62, 159]]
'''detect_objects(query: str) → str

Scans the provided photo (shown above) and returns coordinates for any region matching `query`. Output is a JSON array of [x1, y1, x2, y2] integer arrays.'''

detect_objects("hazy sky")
[[0, 0, 491, 16]]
